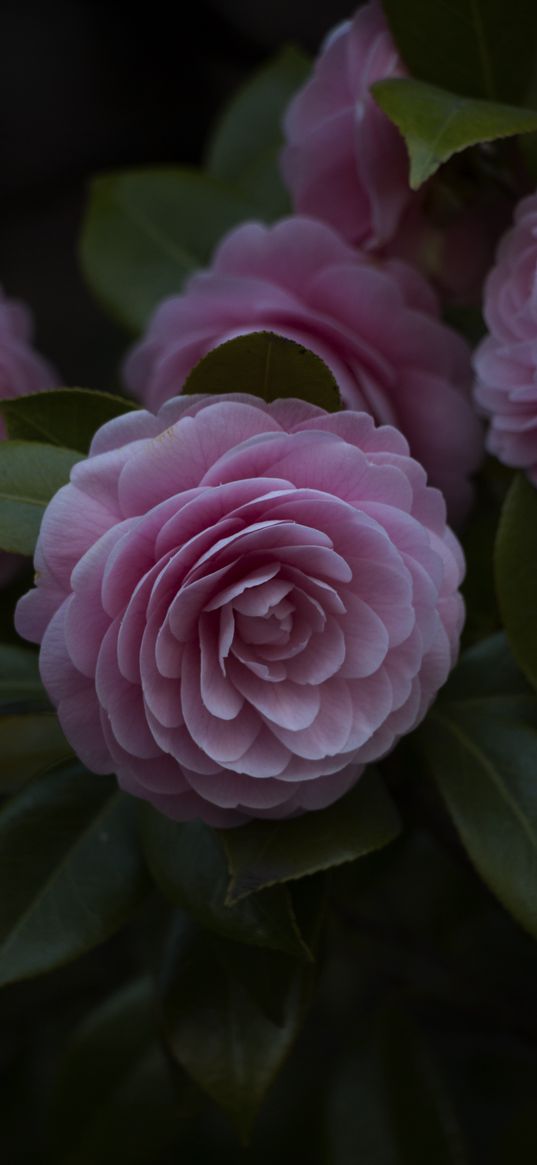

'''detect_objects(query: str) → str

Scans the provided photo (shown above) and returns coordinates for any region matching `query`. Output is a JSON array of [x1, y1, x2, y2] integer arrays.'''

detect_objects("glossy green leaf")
[[222, 768, 402, 902], [80, 168, 253, 332], [206, 46, 310, 218], [0, 440, 82, 555], [382, 0, 537, 103], [161, 918, 310, 1140], [0, 388, 135, 453], [0, 713, 72, 792], [0, 762, 147, 986], [48, 978, 180, 1165], [0, 644, 45, 711], [328, 1010, 468, 1165], [417, 634, 537, 939], [141, 810, 311, 959], [372, 78, 537, 186], [182, 330, 341, 411], [495, 473, 537, 692]]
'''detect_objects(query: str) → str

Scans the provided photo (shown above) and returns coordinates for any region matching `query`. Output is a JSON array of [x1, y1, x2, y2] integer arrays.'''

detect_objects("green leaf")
[[140, 810, 311, 960], [495, 473, 537, 692], [0, 762, 147, 987], [372, 78, 537, 186], [328, 1010, 468, 1165], [382, 0, 537, 103], [222, 768, 402, 902], [0, 440, 82, 555], [381, 1009, 469, 1164], [182, 330, 341, 411], [206, 46, 310, 219], [161, 918, 310, 1141], [0, 388, 135, 454], [0, 713, 72, 792], [48, 978, 180, 1165], [80, 168, 254, 332], [417, 634, 537, 939], [0, 644, 46, 711]]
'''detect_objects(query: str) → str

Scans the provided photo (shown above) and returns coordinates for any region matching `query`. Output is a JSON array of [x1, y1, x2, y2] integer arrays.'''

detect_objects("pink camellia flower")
[[124, 217, 483, 522], [280, 1, 413, 250], [474, 193, 537, 480], [0, 289, 57, 429], [16, 393, 464, 827]]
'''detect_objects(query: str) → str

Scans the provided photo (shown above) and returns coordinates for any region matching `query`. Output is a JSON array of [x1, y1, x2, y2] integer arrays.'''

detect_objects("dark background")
[[0, 0, 352, 388]]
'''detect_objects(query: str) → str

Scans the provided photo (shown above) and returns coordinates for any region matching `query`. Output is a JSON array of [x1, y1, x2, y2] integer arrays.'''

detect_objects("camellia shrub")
[[2, 2, 537, 1162]]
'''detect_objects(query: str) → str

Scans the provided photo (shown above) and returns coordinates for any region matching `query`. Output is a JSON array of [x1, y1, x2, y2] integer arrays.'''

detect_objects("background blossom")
[[125, 217, 483, 522], [474, 192, 537, 481], [280, 0, 414, 250], [0, 288, 58, 584], [0, 289, 57, 434]]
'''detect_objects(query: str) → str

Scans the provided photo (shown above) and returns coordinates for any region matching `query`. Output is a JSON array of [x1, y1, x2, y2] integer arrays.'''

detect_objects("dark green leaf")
[[80, 168, 253, 332], [49, 978, 180, 1165], [381, 1009, 469, 1164], [382, 0, 537, 103], [372, 78, 537, 186], [206, 46, 310, 218], [182, 330, 341, 411], [222, 768, 402, 902], [495, 473, 537, 692], [417, 634, 537, 939], [0, 440, 82, 555], [0, 643, 45, 711], [328, 1009, 468, 1165], [0, 713, 71, 792], [141, 810, 311, 959], [460, 483, 501, 648], [496, 1095, 537, 1164], [161, 918, 310, 1140], [0, 762, 147, 986], [0, 388, 135, 454]]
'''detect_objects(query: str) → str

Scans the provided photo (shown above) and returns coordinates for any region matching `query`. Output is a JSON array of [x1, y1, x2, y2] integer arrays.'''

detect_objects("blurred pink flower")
[[0, 289, 57, 585], [16, 394, 464, 827], [0, 290, 56, 433], [280, 0, 413, 250], [474, 192, 537, 479], [125, 217, 483, 522]]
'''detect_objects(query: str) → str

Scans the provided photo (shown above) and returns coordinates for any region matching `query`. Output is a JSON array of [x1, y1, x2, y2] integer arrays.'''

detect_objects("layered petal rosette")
[[474, 193, 537, 481], [280, 0, 413, 249], [124, 217, 483, 522], [16, 394, 464, 827]]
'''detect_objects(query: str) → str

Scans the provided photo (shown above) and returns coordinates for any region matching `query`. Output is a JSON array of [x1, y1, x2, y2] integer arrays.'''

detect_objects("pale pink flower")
[[474, 192, 537, 480], [125, 217, 483, 522], [280, 1, 413, 250], [16, 394, 464, 827]]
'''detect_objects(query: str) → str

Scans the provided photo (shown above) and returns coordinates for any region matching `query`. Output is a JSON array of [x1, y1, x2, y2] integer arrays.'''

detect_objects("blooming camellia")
[[16, 394, 464, 827], [124, 217, 483, 522], [280, 0, 413, 250], [474, 192, 537, 481]]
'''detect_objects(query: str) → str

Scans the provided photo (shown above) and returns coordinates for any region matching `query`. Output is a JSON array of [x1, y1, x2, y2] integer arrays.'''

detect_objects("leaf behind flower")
[[182, 330, 341, 411], [372, 78, 537, 186], [222, 768, 402, 902]]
